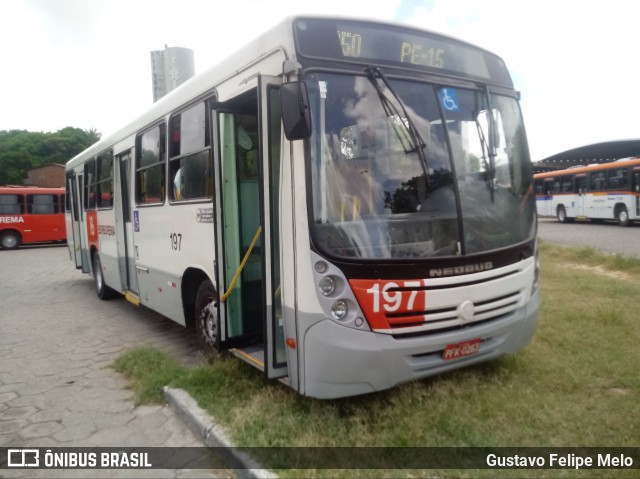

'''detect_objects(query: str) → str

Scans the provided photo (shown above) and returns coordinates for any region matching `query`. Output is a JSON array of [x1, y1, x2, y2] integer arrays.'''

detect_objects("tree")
[[0, 127, 101, 185]]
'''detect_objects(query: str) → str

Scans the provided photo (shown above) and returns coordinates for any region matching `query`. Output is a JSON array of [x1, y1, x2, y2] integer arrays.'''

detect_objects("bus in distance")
[[534, 158, 640, 225], [65, 16, 539, 399], [0, 186, 66, 250]]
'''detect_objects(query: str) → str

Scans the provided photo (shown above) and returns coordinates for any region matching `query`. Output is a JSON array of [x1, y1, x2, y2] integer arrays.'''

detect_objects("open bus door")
[[75, 173, 91, 273], [575, 174, 587, 218], [66, 172, 83, 269], [214, 75, 288, 380], [115, 151, 139, 298]]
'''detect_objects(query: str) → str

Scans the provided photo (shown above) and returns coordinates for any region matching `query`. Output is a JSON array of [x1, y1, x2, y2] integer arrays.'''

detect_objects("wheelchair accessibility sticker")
[[439, 88, 459, 112]]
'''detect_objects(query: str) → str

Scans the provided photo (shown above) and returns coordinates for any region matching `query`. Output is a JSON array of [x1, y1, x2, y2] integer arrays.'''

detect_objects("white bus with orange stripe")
[[65, 16, 539, 399], [534, 158, 640, 226]]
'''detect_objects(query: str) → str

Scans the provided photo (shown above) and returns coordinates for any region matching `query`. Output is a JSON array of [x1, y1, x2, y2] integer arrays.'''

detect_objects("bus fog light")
[[319, 276, 335, 296], [331, 300, 348, 320], [355, 317, 364, 327], [315, 261, 328, 273]]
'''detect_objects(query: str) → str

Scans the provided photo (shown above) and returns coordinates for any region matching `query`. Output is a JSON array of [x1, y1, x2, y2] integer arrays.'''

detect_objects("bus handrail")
[[220, 225, 262, 303]]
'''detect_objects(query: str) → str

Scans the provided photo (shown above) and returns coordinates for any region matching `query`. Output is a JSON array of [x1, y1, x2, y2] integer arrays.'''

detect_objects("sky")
[[0, 0, 637, 161]]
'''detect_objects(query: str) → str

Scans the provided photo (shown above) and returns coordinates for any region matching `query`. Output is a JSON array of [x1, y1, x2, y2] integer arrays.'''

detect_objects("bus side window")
[[0, 194, 24, 214], [607, 168, 628, 190], [84, 158, 97, 210], [96, 150, 114, 209], [169, 102, 212, 202], [135, 124, 166, 205], [28, 194, 56, 214], [534, 180, 543, 195], [590, 171, 606, 192], [560, 176, 572, 193]]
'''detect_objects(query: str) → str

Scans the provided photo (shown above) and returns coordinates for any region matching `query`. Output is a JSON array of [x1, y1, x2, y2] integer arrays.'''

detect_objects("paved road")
[[0, 245, 232, 478], [537, 217, 640, 258]]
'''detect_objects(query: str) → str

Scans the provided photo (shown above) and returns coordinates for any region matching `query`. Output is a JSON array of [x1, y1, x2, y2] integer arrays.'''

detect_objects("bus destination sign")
[[294, 18, 512, 86], [337, 29, 445, 69]]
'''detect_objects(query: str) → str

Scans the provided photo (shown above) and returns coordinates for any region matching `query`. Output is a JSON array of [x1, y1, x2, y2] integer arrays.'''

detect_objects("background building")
[[150, 46, 195, 102], [533, 139, 640, 173], [26, 164, 65, 187]]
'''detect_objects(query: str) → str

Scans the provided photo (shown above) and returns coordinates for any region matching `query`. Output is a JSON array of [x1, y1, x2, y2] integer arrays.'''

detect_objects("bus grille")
[[386, 289, 524, 337]]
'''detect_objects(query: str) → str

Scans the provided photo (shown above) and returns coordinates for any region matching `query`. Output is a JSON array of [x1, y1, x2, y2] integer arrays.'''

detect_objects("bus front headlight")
[[331, 300, 348, 320], [319, 276, 336, 296]]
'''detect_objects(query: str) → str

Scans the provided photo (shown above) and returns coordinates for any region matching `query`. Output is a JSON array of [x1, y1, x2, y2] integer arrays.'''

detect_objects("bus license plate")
[[443, 338, 481, 360]]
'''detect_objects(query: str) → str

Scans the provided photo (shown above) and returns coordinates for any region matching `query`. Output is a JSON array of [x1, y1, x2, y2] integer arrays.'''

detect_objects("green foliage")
[[0, 127, 101, 185]]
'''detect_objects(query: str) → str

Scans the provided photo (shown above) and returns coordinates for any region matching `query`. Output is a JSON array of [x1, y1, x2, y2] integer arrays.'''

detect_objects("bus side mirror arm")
[[281, 81, 312, 141]]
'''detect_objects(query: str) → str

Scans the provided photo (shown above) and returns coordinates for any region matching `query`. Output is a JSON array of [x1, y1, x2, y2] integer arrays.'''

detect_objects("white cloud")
[[2, 0, 637, 161], [0, 0, 400, 136]]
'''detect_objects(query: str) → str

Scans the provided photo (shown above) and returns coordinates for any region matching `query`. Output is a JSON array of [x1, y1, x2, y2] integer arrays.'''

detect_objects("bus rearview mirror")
[[281, 81, 312, 141]]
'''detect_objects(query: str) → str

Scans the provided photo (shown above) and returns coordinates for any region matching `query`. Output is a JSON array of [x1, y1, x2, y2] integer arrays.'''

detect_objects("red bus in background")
[[0, 186, 66, 249]]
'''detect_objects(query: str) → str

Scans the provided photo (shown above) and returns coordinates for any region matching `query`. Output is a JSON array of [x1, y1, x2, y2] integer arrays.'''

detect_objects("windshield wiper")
[[364, 66, 430, 183], [474, 116, 496, 202]]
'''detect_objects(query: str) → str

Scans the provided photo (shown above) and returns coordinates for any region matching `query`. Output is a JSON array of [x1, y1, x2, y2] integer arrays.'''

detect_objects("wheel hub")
[[200, 302, 218, 344]]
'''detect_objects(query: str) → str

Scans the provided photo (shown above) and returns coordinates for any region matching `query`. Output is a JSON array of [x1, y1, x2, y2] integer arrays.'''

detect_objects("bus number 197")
[[169, 233, 182, 251], [366, 281, 424, 313]]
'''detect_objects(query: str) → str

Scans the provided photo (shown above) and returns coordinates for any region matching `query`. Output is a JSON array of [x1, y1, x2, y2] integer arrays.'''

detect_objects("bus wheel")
[[0, 230, 21, 250], [195, 280, 221, 359], [557, 206, 568, 223], [616, 206, 630, 226], [93, 252, 117, 300]]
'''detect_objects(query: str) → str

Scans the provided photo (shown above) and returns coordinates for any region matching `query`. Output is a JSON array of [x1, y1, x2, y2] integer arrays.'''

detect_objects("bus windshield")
[[307, 71, 536, 259]]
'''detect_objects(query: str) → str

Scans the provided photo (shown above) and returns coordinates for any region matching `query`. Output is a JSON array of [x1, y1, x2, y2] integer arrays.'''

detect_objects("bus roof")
[[534, 158, 640, 178]]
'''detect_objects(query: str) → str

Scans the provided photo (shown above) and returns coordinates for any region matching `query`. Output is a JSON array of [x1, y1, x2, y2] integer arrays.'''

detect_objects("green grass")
[[113, 241, 640, 477]]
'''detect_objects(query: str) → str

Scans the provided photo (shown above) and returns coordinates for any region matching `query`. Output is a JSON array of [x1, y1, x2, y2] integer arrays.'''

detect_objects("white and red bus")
[[65, 16, 539, 398], [534, 158, 640, 225], [0, 186, 66, 249]]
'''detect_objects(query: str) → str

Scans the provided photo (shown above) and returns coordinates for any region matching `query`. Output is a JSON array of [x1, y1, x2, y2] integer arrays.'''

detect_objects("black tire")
[[616, 206, 630, 227], [195, 280, 221, 359], [0, 230, 21, 250], [557, 206, 568, 224], [93, 252, 118, 300]]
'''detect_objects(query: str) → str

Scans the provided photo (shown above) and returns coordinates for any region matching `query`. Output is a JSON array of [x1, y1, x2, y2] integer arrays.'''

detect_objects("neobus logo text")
[[429, 261, 493, 277], [0, 216, 25, 223]]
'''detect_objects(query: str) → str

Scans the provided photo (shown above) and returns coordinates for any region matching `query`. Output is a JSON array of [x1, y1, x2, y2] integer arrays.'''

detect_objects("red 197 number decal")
[[350, 279, 427, 330]]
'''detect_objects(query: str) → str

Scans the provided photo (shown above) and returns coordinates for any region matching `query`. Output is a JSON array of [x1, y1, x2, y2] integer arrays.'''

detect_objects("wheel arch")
[[614, 202, 630, 226], [182, 267, 215, 329], [89, 245, 98, 273], [613, 202, 627, 216]]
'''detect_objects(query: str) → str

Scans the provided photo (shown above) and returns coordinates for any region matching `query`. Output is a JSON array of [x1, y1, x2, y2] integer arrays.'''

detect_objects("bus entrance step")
[[229, 344, 264, 372], [124, 291, 140, 306]]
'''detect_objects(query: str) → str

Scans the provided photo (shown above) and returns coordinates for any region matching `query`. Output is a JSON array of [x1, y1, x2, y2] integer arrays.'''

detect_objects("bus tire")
[[93, 252, 118, 300], [616, 206, 630, 227], [557, 206, 569, 223], [0, 230, 21, 250], [195, 280, 221, 359]]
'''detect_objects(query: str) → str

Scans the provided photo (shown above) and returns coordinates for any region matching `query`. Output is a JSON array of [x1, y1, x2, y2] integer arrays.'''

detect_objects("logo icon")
[[439, 88, 459, 112], [7, 449, 39, 468]]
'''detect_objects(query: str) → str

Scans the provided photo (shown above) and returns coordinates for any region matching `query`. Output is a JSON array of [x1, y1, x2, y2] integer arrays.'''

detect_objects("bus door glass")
[[259, 75, 287, 379], [575, 174, 587, 216], [67, 172, 83, 268], [116, 151, 138, 294], [76, 173, 90, 273]]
